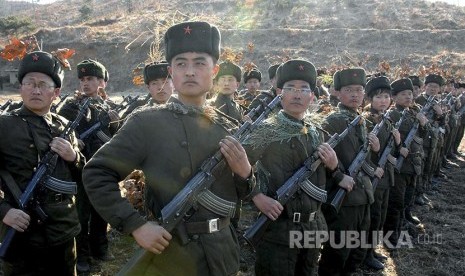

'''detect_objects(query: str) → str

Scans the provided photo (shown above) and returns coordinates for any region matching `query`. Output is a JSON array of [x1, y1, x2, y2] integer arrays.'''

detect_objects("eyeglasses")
[[22, 81, 55, 91], [282, 87, 313, 94]]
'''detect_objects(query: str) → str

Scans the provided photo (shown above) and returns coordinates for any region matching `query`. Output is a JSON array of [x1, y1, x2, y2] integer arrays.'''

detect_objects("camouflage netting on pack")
[[243, 110, 321, 150]]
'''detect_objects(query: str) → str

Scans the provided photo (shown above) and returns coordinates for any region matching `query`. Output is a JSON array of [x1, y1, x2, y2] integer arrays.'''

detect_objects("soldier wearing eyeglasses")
[[0, 51, 83, 275], [244, 60, 338, 276]]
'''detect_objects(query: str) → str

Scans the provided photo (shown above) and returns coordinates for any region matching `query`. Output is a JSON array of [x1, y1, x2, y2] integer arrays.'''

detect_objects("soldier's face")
[[336, 84, 364, 109], [80, 76, 106, 97], [393, 90, 413, 107], [425, 82, 440, 96], [20, 72, 60, 115], [147, 78, 173, 104], [279, 80, 314, 120], [370, 91, 391, 112], [412, 85, 421, 98], [245, 78, 260, 93], [168, 52, 219, 101], [217, 75, 239, 95]]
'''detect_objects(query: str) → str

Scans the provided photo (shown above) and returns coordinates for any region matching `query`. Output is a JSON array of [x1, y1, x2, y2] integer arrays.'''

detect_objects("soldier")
[[383, 78, 428, 247], [318, 68, 381, 275], [121, 61, 173, 119], [362, 76, 401, 270], [238, 67, 262, 107], [244, 59, 338, 276], [82, 21, 255, 275], [452, 82, 465, 156], [58, 59, 119, 273], [0, 51, 82, 275], [247, 64, 281, 121], [212, 61, 243, 122]]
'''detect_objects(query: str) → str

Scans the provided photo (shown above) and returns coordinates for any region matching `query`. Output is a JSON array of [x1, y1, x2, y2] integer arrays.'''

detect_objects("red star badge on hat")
[[81, 68, 86, 73], [353, 73, 358, 77], [31, 54, 39, 61], [184, 26, 192, 35], [298, 65, 305, 71]]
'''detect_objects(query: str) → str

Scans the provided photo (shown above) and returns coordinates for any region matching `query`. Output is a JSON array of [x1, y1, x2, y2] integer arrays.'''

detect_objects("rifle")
[[115, 95, 140, 113], [371, 110, 406, 190], [0, 98, 91, 257], [0, 99, 12, 111], [50, 93, 70, 113], [243, 115, 361, 248], [328, 112, 389, 212], [117, 96, 281, 274], [395, 96, 435, 171]]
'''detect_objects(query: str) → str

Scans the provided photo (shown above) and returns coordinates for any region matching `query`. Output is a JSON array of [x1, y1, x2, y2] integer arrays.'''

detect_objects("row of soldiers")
[[0, 20, 464, 276]]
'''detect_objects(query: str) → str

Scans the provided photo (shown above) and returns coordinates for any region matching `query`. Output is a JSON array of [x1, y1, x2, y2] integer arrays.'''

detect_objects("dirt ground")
[[1, 94, 464, 276]]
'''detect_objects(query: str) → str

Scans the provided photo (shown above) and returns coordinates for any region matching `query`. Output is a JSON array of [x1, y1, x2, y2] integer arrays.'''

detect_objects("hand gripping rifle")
[[395, 96, 435, 171], [371, 110, 406, 190], [117, 96, 281, 275], [328, 112, 389, 212], [243, 115, 361, 248], [0, 98, 91, 257]]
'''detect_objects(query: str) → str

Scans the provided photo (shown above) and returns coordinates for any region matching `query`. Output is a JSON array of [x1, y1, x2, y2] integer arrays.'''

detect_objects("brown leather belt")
[[185, 217, 230, 234]]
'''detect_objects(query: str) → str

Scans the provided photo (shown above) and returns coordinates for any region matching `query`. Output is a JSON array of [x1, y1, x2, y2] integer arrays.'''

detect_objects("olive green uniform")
[[58, 96, 117, 261], [244, 111, 328, 276], [82, 97, 254, 275], [213, 94, 243, 122], [0, 106, 82, 275], [319, 104, 375, 275]]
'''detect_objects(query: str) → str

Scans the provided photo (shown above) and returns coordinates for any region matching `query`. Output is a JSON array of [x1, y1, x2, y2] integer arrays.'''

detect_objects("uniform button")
[[192, 235, 199, 240], [173, 113, 179, 119], [180, 141, 188, 147], [290, 143, 296, 149], [29, 144, 35, 148], [33, 167, 37, 172]]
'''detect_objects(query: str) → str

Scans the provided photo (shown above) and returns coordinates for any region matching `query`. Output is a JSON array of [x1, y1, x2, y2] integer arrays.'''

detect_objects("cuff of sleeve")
[[0, 202, 12, 221], [331, 170, 345, 184], [120, 213, 147, 235]]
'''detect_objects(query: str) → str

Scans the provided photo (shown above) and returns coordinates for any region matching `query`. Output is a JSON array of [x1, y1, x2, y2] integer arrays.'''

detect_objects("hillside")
[[1, 0, 465, 93]]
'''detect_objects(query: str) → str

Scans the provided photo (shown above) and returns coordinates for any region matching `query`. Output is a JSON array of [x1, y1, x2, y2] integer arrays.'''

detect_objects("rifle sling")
[[0, 169, 22, 206]]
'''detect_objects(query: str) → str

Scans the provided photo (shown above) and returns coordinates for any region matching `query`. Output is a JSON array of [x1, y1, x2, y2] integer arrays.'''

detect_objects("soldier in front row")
[[319, 68, 381, 275], [0, 51, 83, 275], [244, 59, 338, 276], [82, 21, 255, 275]]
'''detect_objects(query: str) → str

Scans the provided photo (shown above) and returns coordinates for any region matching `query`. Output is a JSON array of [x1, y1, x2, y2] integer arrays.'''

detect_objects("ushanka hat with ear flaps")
[[164, 21, 221, 63], [391, 78, 414, 95], [216, 61, 242, 82], [424, 74, 445, 86], [276, 59, 317, 91], [143, 61, 170, 84], [77, 59, 109, 82], [18, 51, 64, 88], [268, 64, 280, 80], [243, 68, 262, 83], [333, 68, 366, 91], [409, 75, 423, 87], [365, 76, 391, 98]]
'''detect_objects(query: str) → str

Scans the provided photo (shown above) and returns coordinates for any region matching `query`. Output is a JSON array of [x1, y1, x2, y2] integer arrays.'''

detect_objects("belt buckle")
[[293, 212, 301, 223], [309, 211, 316, 222], [208, 218, 219, 233]]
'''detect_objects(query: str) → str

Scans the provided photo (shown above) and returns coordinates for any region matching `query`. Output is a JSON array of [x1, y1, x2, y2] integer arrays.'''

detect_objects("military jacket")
[[0, 106, 82, 247], [58, 96, 117, 158], [389, 105, 424, 175], [82, 97, 254, 274], [213, 93, 243, 122], [321, 104, 374, 206], [364, 108, 396, 189], [244, 111, 328, 245]]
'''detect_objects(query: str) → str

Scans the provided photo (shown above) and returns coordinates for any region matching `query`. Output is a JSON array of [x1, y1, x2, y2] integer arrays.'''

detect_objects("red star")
[[184, 26, 192, 35], [81, 68, 86, 73], [353, 73, 358, 77], [31, 54, 39, 61], [298, 65, 304, 71]]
